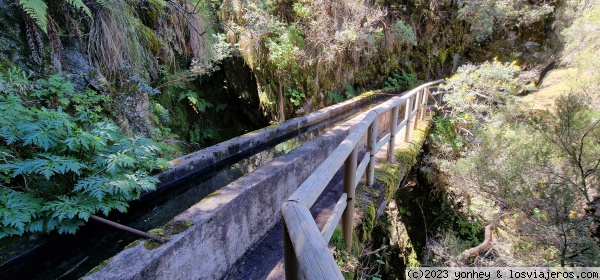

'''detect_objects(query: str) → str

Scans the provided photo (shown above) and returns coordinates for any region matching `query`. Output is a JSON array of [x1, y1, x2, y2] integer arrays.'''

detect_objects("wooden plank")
[[282, 202, 344, 280], [375, 133, 390, 152], [404, 96, 412, 142], [283, 222, 298, 280], [355, 152, 370, 185], [388, 106, 399, 161], [396, 119, 407, 136], [367, 120, 378, 186], [413, 89, 422, 130], [428, 91, 437, 104], [410, 110, 417, 119], [290, 115, 374, 208], [342, 147, 357, 252], [420, 87, 429, 121], [290, 140, 351, 208], [321, 193, 348, 242]]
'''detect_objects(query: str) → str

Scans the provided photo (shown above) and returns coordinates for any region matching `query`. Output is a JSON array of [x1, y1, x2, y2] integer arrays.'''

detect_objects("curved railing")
[[281, 80, 444, 279]]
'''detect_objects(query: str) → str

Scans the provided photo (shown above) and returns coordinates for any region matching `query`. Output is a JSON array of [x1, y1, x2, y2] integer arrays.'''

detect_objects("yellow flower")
[[511, 60, 517, 66], [569, 210, 577, 219], [464, 113, 469, 120], [493, 56, 498, 61]]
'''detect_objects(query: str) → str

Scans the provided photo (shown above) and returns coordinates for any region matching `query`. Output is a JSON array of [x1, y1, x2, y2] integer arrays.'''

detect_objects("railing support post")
[[342, 146, 358, 253], [413, 89, 421, 130], [283, 221, 299, 280], [420, 87, 429, 121], [404, 97, 412, 142], [367, 120, 378, 186], [388, 106, 399, 161]]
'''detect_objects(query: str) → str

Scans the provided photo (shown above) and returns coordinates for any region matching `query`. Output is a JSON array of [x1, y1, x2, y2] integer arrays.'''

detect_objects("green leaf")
[[9, 155, 87, 179], [66, 0, 92, 18], [0, 188, 42, 232], [19, 0, 48, 33]]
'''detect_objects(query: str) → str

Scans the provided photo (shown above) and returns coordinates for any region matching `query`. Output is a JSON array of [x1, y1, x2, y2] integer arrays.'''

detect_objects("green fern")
[[19, 0, 95, 34], [19, 0, 48, 33], [0, 70, 168, 238], [66, 0, 92, 18], [8, 155, 87, 180], [0, 188, 43, 238]]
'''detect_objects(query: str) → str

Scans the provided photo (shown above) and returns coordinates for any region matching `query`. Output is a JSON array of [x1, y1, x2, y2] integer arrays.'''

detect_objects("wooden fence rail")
[[281, 80, 444, 280]]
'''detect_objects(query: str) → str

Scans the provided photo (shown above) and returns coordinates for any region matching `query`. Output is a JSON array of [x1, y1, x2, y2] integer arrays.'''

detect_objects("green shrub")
[[457, 0, 553, 42], [383, 70, 420, 90], [440, 59, 533, 125], [285, 88, 305, 106], [0, 70, 167, 238], [326, 90, 345, 105]]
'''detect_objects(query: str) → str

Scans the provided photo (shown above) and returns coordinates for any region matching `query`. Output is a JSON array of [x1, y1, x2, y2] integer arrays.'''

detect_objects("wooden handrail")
[[282, 80, 444, 279]]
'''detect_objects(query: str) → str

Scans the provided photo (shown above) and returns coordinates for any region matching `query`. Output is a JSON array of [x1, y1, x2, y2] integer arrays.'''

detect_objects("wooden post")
[[420, 87, 429, 121], [282, 202, 344, 279], [388, 106, 399, 161], [283, 221, 299, 280], [404, 97, 412, 142], [367, 120, 378, 186], [342, 146, 357, 253], [413, 90, 421, 130]]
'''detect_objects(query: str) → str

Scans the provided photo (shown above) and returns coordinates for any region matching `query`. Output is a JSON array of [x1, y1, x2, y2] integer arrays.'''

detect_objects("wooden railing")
[[281, 80, 444, 279]]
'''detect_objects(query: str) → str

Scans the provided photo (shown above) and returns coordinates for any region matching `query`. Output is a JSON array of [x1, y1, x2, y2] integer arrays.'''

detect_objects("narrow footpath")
[[223, 129, 397, 280]]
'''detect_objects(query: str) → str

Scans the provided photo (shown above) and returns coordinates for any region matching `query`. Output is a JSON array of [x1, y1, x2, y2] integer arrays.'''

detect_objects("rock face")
[[0, 2, 267, 145], [0, 1, 27, 69], [222, 57, 266, 128], [0, 1, 100, 81]]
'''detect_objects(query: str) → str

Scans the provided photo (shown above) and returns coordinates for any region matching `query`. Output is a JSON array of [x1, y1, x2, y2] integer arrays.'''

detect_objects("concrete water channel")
[[0, 91, 396, 279]]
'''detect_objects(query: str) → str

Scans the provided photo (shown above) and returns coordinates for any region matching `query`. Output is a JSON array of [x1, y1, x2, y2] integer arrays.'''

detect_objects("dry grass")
[[88, 1, 154, 77], [518, 68, 576, 112]]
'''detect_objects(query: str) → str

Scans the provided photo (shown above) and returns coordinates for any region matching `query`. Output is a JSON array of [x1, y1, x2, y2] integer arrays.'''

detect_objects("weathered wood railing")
[[281, 80, 444, 279]]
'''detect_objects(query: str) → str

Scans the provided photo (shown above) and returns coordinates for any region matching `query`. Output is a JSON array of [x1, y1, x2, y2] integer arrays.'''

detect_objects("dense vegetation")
[[0, 69, 168, 238], [1, 0, 597, 273], [419, 2, 600, 267]]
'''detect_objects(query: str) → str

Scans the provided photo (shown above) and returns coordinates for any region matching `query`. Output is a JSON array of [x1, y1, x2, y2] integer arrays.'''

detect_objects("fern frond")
[[10, 155, 87, 179], [93, 0, 111, 10], [19, 0, 48, 33], [0, 188, 42, 234], [66, 0, 92, 18]]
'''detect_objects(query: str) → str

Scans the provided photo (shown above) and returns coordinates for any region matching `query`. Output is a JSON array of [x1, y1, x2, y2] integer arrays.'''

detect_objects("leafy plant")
[[439, 59, 533, 125], [344, 85, 357, 99], [266, 23, 304, 71], [19, 0, 49, 33], [326, 90, 345, 105], [285, 88, 305, 106], [394, 19, 417, 46], [18, 0, 94, 33], [179, 90, 214, 113], [292, 3, 311, 19], [0, 71, 167, 238], [383, 70, 421, 90], [457, 0, 554, 42]]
